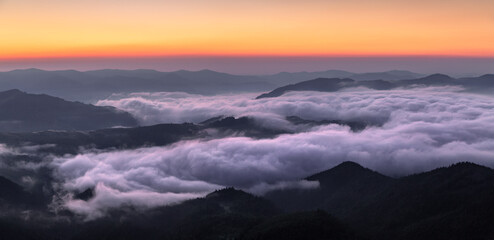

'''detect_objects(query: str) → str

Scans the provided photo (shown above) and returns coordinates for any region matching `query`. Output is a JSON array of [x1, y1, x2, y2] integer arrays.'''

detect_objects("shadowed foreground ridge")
[[267, 161, 494, 240], [1, 161, 494, 239]]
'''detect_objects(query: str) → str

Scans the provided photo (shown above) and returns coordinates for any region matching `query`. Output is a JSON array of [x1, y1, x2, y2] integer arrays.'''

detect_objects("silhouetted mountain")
[[66, 188, 280, 240], [306, 161, 390, 185], [267, 161, 494, 240], [34, 188, 358, 240], [0, 89, 138, 132], [360, 162, 494, 240], [241, 210, 360, 240], [1, 162, 494, 239], [0, 176, 28, 204], [265, 162, 393, 213]]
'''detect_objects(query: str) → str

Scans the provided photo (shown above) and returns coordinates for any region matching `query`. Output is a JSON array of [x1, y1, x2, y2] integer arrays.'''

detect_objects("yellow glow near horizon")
[[1, 0, 494, 59]]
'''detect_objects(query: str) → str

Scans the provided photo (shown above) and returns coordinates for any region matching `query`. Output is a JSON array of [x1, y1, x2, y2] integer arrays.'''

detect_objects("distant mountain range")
[[1, 161, 494, 239], [0, 69, 271, 102], [0, 69, 427, 102], [0, 89, 138, 132], [256, 74, 494, 98], [264, 69, 424, 84]]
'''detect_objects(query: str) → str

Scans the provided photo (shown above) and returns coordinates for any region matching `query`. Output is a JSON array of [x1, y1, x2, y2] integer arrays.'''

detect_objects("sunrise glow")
[[1, 0, 494, 60]]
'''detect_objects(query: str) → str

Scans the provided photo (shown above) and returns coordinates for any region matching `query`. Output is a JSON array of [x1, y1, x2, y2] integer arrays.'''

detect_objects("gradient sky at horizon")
[[1, 0, 494, 73]]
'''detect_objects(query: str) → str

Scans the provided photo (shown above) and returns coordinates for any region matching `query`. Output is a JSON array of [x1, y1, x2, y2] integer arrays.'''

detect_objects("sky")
[[1, 0, 494, 73]]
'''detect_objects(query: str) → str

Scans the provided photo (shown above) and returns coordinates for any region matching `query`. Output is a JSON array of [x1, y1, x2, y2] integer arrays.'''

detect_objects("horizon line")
[[3, 67, 494, 78], [2, 54, 494, 61]]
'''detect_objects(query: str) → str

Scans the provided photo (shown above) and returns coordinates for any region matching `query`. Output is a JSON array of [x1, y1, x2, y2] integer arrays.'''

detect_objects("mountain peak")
[[334, 161, 365, 169], [0, 89, 24, 95], [405, 162, 494, 185], [256, 77, 354, 99], [205, 187, 252, 200], [7, 68, 45, 74], [428, 161, 492, 174], [421, 73, 453, 80], [479, 74, 494, 79], [197, 69, 219, 74], [307, 161, 367, 180], [306, 161, 391, 185], [445, 161, 493, 174]]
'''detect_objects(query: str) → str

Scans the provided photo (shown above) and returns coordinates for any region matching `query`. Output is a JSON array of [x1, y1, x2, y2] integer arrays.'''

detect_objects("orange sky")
[[1, 0, 494, 59]]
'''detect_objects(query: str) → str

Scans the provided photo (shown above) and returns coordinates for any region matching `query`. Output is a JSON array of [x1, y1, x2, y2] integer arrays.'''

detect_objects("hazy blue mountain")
[[263, 70, 424, 85], [399, 73, 456, 85], [256, 73, 494, 98], [457, 74, 494, 94], [256, 78, 356, 98], [350, 70, 424, 81], [0, 69, 273, 102], [263, 70, 354, 85], [87, 69, 273, 94], [256, 77, 397, 98], [0, 89, 138, 132]]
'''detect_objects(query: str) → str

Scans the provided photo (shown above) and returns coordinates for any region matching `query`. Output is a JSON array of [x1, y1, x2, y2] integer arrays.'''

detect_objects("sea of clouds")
[[47, 87, 494, 219]]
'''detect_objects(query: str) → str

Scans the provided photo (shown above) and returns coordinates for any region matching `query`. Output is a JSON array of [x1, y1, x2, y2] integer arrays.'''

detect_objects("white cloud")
[[0, 144, 9, 155], [247, 180, 320, 195], [53, 88, 494, 218], [65, 182, 205, 220]]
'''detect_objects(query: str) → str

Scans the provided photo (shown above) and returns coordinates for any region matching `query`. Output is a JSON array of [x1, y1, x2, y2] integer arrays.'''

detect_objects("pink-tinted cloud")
[[51, 88, 494, 218]]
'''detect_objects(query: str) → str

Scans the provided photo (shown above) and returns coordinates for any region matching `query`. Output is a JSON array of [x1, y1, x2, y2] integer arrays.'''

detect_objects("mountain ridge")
[[0, 69, 428, 102], [1, 161, 494, 239], [0, 89, 138, 132], [256, 73, 494, 98]]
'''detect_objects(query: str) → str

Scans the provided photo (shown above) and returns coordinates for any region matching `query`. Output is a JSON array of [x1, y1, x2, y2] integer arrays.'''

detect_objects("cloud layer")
[[55, 88, 494, 218], [96, 87, 468, 126]]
